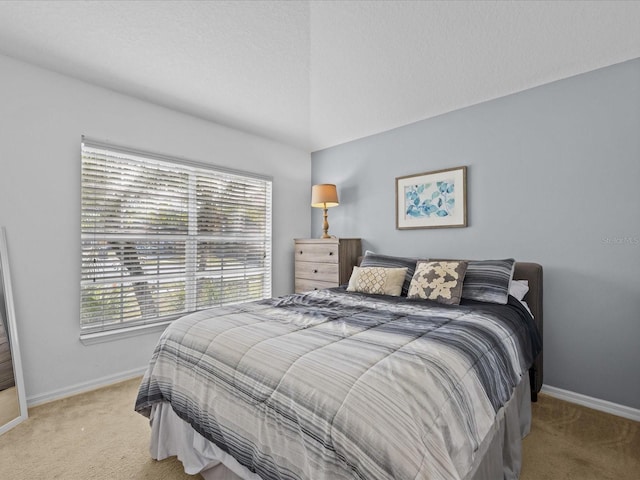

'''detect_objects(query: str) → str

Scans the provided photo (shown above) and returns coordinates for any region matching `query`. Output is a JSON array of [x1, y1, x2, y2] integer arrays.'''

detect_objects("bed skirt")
[[148, 376, 532, 480]]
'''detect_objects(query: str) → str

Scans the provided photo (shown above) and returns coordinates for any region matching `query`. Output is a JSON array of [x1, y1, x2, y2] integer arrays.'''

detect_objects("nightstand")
[[294, 238, 361, 293]]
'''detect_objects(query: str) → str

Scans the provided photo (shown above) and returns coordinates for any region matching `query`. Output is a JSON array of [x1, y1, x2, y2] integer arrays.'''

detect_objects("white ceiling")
[[0, 1, 639, 152]]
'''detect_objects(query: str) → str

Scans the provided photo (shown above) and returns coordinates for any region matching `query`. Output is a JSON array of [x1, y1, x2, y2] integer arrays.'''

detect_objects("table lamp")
[[311, 184, 339, 239]]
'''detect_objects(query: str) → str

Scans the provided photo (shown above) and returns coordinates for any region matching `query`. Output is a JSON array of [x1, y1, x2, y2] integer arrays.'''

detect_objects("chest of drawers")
[[294, 238, 361, 293]]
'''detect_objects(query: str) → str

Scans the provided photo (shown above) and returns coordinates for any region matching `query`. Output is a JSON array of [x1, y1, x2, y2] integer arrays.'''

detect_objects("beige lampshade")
[[311, 184, 339, 208]]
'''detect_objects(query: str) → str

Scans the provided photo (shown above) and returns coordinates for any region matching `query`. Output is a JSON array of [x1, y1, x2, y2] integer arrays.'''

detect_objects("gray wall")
[[0, 54, 311, 403], [311, 58, 640, 410]]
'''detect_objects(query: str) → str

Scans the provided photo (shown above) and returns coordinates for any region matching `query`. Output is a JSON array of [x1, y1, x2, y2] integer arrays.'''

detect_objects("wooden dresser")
[[294, 238, 361, 293]]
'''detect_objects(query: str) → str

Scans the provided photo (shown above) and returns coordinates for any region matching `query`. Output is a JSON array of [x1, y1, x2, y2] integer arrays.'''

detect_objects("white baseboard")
[[26, 366, 147, 407], [541, 384, 640, 422]]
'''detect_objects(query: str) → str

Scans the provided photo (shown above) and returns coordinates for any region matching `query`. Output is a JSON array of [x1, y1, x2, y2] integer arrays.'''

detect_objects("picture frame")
[[396, 166, 467, 229]]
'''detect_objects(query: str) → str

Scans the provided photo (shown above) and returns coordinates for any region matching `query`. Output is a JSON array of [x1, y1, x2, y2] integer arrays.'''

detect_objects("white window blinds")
[[80, 139, 272, 336]]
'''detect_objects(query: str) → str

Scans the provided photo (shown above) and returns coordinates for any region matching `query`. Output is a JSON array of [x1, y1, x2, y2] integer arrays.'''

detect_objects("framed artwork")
[[396, 166, 467, 229]]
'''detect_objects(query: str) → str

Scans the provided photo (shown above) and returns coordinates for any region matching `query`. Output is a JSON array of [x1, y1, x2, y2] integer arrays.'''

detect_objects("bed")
[[135, 259, 543, 480]]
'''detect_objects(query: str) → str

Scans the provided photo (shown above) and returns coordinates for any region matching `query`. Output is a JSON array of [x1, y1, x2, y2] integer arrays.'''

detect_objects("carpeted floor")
[[521, 391, 640, 479], [0, 377, 638, 479]]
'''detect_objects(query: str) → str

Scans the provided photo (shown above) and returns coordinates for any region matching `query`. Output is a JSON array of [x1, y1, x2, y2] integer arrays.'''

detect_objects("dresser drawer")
[[295, 243, 339, 264], [295, 261, 339, 283], [295, 278, 337, 293]]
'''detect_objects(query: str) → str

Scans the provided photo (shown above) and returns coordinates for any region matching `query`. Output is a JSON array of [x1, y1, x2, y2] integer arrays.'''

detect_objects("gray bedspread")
[[135, 288, 541, 480]]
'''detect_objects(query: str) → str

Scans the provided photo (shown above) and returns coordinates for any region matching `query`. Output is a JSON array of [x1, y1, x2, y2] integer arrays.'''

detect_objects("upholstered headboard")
[[513, 262, 543, 398], [513, 262, 543, 328]]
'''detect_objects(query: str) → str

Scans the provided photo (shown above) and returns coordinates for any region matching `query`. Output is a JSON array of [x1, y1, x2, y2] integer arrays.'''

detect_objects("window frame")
[[80, 137, 272, 343]]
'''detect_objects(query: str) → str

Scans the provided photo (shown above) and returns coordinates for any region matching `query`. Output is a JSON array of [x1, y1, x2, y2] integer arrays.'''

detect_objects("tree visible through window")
[[80, 139, 272, 336]]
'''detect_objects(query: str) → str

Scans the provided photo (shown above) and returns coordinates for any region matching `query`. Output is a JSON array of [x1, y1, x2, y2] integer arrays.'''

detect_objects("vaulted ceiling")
[[0, 1, 639, 152]]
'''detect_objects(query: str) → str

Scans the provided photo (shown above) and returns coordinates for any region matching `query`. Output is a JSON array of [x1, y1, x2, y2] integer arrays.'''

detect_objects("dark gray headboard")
[[513, 262, 543, 395], [513, 262, 543, 328]]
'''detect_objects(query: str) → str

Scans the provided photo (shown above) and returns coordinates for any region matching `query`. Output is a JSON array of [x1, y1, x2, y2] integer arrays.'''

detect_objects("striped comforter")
[[135, 288, 541, 480]]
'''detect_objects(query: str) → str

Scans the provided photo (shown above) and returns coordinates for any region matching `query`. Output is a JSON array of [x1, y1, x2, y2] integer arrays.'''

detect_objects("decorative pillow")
[[461, 259, 516, 305], [509, 279, 529, 301], [359, 251, 418, 296], [407, 261, 468, 304], [347, 266, 408, 296]]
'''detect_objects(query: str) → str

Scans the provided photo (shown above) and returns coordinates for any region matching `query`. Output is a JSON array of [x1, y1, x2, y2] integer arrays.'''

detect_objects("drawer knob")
[[313, 269, 318, 273], [299, 250, 303, 255], [328, 251, 334, 256]]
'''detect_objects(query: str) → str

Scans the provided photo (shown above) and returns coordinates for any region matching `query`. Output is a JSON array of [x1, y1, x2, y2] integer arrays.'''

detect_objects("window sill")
[[80, 320, 172, 346]]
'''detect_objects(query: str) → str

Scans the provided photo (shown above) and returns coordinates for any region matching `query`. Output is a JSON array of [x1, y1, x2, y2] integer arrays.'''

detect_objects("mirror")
[[0, 227, 27, 434]]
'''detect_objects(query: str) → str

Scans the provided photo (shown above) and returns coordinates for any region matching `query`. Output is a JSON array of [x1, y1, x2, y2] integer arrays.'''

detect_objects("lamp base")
[[321, 207, 331, 238]]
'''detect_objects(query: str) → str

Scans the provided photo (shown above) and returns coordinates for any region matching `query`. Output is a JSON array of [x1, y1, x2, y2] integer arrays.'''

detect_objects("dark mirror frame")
[[0, 227, 27, 435]]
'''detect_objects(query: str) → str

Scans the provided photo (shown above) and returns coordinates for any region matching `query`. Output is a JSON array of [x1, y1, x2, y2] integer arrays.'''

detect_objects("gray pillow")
[[359, 251, 418, 296], [407, 260, 468, 305], [461, 259, 516, 304]]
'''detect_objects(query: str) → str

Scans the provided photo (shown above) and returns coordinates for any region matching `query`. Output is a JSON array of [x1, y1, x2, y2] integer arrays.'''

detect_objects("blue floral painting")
[[396, 166, 467, 229], [404, 180, 455, 218]]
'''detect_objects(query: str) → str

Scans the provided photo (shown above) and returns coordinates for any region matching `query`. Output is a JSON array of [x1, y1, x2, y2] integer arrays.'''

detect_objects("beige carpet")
[[521, 392, 640, 480], [0, 377, 195, 479], [0, 377, 638, 479]]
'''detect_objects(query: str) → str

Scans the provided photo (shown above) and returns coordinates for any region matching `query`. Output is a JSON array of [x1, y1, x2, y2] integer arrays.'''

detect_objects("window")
[[80, 138, 272, 338]]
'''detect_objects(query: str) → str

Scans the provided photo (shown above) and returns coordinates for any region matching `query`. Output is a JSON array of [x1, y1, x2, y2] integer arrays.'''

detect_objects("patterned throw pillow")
[[359, 251, 418, 296], [407, 261, 468, 305], [461, 259, 516, 305], [347, 266, 408, 296]]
